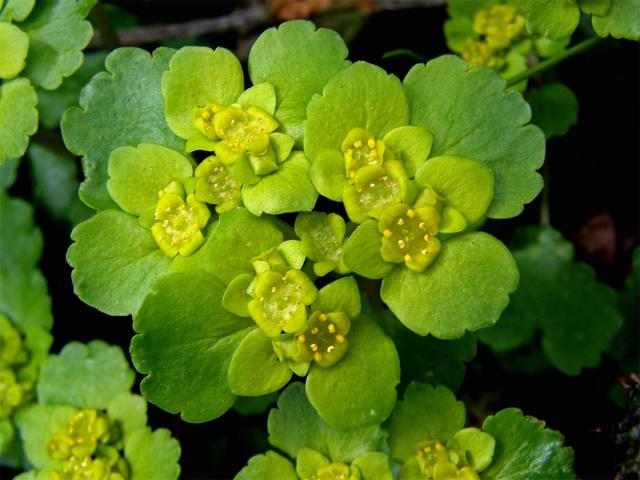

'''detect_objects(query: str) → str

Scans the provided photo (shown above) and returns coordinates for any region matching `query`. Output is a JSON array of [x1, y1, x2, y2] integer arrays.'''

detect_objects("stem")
[[540, 161, 551, 227], [90, 1, 120, 50], [506, 37, 601, 87], [382, 48, 428, 62]]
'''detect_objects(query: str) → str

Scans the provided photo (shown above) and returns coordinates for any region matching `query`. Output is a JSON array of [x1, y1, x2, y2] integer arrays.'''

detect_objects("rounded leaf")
[[0, 78, 37, 164], [0, 22, 29, 79]]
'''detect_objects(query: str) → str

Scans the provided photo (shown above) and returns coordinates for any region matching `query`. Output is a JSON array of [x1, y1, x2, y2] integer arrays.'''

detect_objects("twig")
[[90, 0, 446, 48]]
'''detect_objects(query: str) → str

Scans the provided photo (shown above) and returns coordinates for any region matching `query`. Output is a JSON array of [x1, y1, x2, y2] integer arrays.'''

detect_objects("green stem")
[[506, 37, 601, 87], [90, 1, 120, 50]]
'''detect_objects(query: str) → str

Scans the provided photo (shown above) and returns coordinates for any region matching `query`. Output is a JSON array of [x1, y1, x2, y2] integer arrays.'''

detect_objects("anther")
[[406, 209, 416, 218], [319, 313, 327, 321], [298, 335, 305, 343], [418, 222, 425, 230], [404, 254, 412, 262], [398, 240, 406, 249], [354, 140, 363, 148], [314, 352, 323, 362], [367, 138, 376, 149], [201, 111, 211, 120], [311, 327, 319, 335], [328, 324, 336, 333], [310, 343, 318, 352], [271, 286, 277, 293], [423, 234, 431, 241], [397, 218, 405, 226], [336, 334, 345, 343], [327, 345, 335, 353], [383, 229, 393, 238], [370, 149, 378, 159]]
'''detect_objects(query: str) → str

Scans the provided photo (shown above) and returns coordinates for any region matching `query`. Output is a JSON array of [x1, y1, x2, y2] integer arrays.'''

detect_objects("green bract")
[[236, 383, 393, 480], [478, 227, 623, 375], [519, 0, 639, 41], [14, 340, 181, 480], [386, 382, 575, 479]]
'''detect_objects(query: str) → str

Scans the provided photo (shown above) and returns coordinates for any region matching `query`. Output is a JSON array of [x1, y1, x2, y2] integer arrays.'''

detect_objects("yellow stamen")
[[310, 343, 318, 352], [336, 334, 345, 343], [398, 240, 406, 249], [328, 324, 336, 334], [397, 218, 405, 226], [370, 149, 378, 159], [201, 111, 211, 120], [404, 254, 412, 262], [423, 234, 431, 241], [383, 229, 393, 238], [354, 140, 363, 148], [314, 352, 322, 362], [406, 209, 416, 218], [298, 335, 306, 343], [311, 327, 319, 335], [367, 138, 376, 149], [319, 313, 328, 321]]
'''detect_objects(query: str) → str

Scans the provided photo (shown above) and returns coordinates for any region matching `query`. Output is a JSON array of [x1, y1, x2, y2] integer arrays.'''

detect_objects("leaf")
[[518, 0, 580, 40], [0, 190, 43, 271], [222, 273, 253, 317], [343, 220, 392, 279], [0, 0, 36, 22], [304, 61, 409, 162], [61, 47, 183, 210], [381, 232, 518, 339], [242, 152, 318, 216], [478, 227, 623, 374], [38, 340, 134, 409], [228, 327, 292, 396], [107, 143, 193, 215], [125, 427, 181, 480], [312, 276, 361, 319], [528, 83, 579, 139], [351, 452, 393, 480], [235, 451, 297, 480], [67, 209, 172, 316], [19, 0, 96, 90], [248, 20, 349, 144], [131, 271, 253, 423], [0, 78, 37, 164], [0, 22, 29, 78], [386, 383, 466, 464], [161, 46, 244, 139], [380, 312, 477, 391], [382, 126, 433, 177], [592, 0, 640, 41], [173, 208, 283, 284], [0, 267, 52, 331], [36, 50, 107, 129], [0, 157, 20, 188], [306, 315, 400, 429], [15, 404, 77, 468], [451, 428, 495, 472], [106, 393, 148, 438], [404, 55, 545, 219], [268, 383, 387, 463], [482, 408, 575, 479], [28, 144, 91, 225]]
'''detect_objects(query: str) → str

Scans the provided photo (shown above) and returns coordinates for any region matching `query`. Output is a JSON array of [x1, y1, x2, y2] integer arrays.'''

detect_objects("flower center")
[[194, 156, 241, 213], [296, 311, 350, 367], [416, 440, 479, 480], [342, 128, 385, 179], [151, 192, 210, 257], [316, 462, 356, 480], [379, 204, 441, 272], [473, 4, 525, 51]]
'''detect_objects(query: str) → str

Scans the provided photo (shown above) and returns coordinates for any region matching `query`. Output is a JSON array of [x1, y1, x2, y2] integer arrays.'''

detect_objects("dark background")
[[5, 1, 639, 478]]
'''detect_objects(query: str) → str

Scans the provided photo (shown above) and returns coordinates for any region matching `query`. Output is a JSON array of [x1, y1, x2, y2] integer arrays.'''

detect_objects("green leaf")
[[15, 404, 77, 468], [0, 22, 29, 78], [38, 340, 135, 409], [0, 190, 43, 271], [0, 78, 37, 165], [592, 0, 640, 41], [0, 157, 20, 188], [415, 155, 494, 226], [443, 17, 474, 52], [67, 210, 172, 316], [161, 46, 244, 139], [309, 150, 347, 202], [268, 382, 387, 463], [238, 83, 277, 115], [107, 393, 147, 438], [173, 208, 283, 284], [296, 448, 330, 478], [107, 143, 193, 215], [451, 428, 495, 472], [223, 273, 254, 317], [343, 220, 392, 279], [125, 427, 181, 480], [242, 152, 318, 216], [37, 50, 107, 129], [518, 0, 580, 40], [479, 227, 623, 375], [386, 383, 466, 464], [19, 0, 96, 90], [312, 276, 361, 319], [382, 126, 433, 177], [482, 408, 575, 479], [380, 312, 477, 391], [529, 83, 579, 139], [131, 271, 253, 423], [228, 327, 292, 396], [62, 47, 183, 210], [304, 61, 409, 162], [578, 0, 612, 15], [248, 20, 349, 144], [306, 315, 400, 429], [28, 144, 91, 225], [0, 267, 52, 331], [235, 451, 297, 480], [352, 452, 393, 480], [0, 0, 35, 22], [381, 232, 518, 339], [404, 55, 545, 219]]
